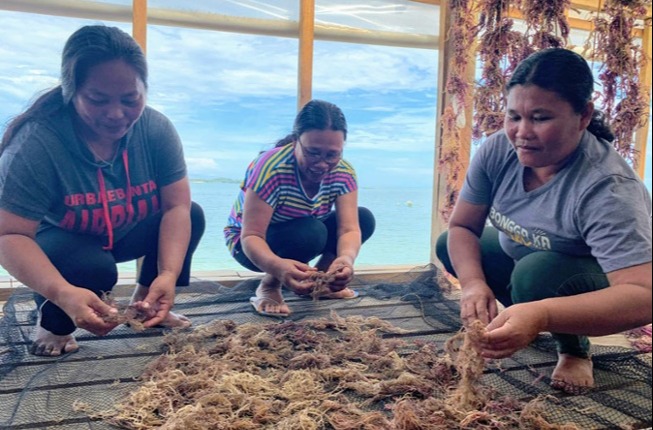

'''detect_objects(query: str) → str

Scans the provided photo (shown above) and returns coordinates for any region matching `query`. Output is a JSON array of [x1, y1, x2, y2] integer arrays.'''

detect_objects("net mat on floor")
[[0, 265, 650, 429]]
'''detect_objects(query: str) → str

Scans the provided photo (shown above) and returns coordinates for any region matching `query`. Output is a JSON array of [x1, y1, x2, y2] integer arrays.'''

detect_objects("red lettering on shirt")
[[59, 180, 162, 235], [136, 199, 149, 221], [90, 208, 106, 234], [111, 205, 126, 229], [80, 208, 89, 230], [59, 210, 75, 229]]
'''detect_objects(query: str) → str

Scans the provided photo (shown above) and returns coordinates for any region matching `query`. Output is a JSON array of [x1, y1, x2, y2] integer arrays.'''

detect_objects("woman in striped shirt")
[[225, 100, 375, 317]]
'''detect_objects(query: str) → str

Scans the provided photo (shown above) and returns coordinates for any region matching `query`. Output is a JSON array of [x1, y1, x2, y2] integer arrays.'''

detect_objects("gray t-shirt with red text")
[[0, 106, 186, 243]]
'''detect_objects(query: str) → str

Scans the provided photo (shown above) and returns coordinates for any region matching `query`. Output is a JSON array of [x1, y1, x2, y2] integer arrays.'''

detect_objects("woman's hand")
[[479, 302, 548, 359], [460, 279, 499, 326], [132, 272, 177, 328], [327, 257, 354, 291], [56, 287, 119, 336], [274, 259, 317, 296]]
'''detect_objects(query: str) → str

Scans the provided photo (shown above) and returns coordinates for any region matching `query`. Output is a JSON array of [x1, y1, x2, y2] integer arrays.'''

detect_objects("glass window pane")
[[0, 11, 131, 124], [313, 40, 438, 266], [148, 0, 298, 21], [644, 112, 652, 197], [315, 0, 439, 35], [147, 25, 298, 271], [94, 0, 132, 6]]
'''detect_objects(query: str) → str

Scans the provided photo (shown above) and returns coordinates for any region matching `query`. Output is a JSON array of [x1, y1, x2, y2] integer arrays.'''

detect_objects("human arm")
[[480, 262, 652, 358], [240, 188, 315, 294], [0, 209, 118, 335], [136, 177, 192, 328], [447, 199, 498, 325], [326, 190, 362, 290]]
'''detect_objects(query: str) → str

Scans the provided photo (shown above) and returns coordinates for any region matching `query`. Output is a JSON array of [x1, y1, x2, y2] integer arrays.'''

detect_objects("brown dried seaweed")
[[445, 320, 489, 412], [101, 292, 149, 331], [589, 0, 651, 164], [90, 314, 580, 429], [438, 0, 477, 223], [309, 267, 341, 300]]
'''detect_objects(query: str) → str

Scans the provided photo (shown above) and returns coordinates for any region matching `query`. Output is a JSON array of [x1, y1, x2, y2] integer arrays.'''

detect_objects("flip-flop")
[[249, 297, 291, 318], [318, 289, 360, 300]]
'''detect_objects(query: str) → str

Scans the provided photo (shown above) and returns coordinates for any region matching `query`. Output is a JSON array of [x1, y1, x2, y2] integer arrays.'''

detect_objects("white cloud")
[[313, 43, 437, 93], [0, 9, 439, 188], [347, 107, 436, 153], [0, 12, 131, 126]]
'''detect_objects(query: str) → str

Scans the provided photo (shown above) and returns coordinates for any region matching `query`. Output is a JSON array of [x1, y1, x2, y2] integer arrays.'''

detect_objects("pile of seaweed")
[[87, 314, 579, 429]]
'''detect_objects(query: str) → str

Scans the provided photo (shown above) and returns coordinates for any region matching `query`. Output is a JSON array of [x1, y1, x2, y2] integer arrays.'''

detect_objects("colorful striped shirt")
[[224, 143, 357, 253]]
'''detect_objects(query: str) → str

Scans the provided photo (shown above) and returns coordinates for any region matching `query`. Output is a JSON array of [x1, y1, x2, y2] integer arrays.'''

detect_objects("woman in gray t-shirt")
[[436, 48, 651, 394]]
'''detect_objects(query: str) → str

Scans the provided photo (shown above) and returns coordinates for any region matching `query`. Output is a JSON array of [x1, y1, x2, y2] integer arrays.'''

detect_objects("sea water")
[[0, 181, 435, 278], [187, 180, 434, 272]]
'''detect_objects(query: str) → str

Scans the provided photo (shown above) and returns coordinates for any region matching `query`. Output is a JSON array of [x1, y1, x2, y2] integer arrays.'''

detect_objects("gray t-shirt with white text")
[[460, 130, 652, 273]]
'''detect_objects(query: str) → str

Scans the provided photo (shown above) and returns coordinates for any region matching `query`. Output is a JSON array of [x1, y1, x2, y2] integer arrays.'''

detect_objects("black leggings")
[[34, 202, 205, 335], [232, 207, 375, 272], [436, 227, 609, 358]]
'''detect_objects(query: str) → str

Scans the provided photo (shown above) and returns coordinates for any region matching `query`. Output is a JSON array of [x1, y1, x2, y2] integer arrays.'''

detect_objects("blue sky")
[[0, 3, 445, 275], [0, 4, 650, 277], [0, 5, 650, 193], [0, 6, 441, 190]]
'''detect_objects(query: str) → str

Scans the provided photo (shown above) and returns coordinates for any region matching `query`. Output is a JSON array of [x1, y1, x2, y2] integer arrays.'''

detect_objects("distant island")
[[190, 177, 241, 184]]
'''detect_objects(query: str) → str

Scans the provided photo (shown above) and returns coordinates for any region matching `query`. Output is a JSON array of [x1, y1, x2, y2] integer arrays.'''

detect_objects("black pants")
[[233, 207, 375, 272], [34, 202, 205, 335]]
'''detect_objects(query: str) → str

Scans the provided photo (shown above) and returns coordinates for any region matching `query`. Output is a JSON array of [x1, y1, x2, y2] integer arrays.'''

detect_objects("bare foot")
[[319, 287, 359, 300], [31, 326, 79, 356], [130, 283, 191, 329], [158, 311, 192, 329], [550, 353, 594, 394], [251, 276, 291, 316]]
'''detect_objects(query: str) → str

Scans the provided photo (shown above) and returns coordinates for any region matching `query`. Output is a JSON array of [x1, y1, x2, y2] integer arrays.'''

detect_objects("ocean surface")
[[0, 182, 435, 278], [184, 181, 435, 273]]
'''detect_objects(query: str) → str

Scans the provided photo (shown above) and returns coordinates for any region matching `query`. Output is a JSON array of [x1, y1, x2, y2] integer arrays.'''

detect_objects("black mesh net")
[[0, 265, 650, 429]]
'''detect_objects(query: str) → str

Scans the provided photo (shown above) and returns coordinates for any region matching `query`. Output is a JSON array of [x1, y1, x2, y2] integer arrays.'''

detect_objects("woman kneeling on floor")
[[436, 48, 651, 395], [0, 26, 205, 356]]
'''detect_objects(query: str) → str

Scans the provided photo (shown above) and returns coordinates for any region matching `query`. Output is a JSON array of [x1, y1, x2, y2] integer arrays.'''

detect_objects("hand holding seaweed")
[[309, 265, 347, 300], [101, 292, 151, 332]]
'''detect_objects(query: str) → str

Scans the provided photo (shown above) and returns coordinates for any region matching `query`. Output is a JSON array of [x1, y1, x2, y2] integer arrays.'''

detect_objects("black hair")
[[275, 99, 348, 147], [1, 25, 147, 153], [507, 47, 614, 142]]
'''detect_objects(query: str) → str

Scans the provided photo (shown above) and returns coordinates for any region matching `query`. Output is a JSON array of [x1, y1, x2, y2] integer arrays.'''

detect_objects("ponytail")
[[1, 87, 65, 154]]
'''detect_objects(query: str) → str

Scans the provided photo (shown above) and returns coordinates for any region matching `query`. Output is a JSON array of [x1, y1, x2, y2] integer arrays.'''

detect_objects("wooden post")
[[132, 0, 147, 54], [635, 22, 651, 179], [429, 1, 475, 263], [297, 0, 315, 110], [132, 0, 147, 279]]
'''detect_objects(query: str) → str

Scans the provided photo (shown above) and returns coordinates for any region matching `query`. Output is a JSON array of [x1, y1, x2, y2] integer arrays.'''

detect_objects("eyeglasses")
[[297, 139, 342, 164]]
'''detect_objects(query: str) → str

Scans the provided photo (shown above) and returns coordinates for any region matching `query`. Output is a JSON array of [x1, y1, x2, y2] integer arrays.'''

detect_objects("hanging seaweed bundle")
[[473, 0, 528, 140], [520, 0, 571, 49], [590, 0, 651, 163], [438, 0, 477, 222]]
